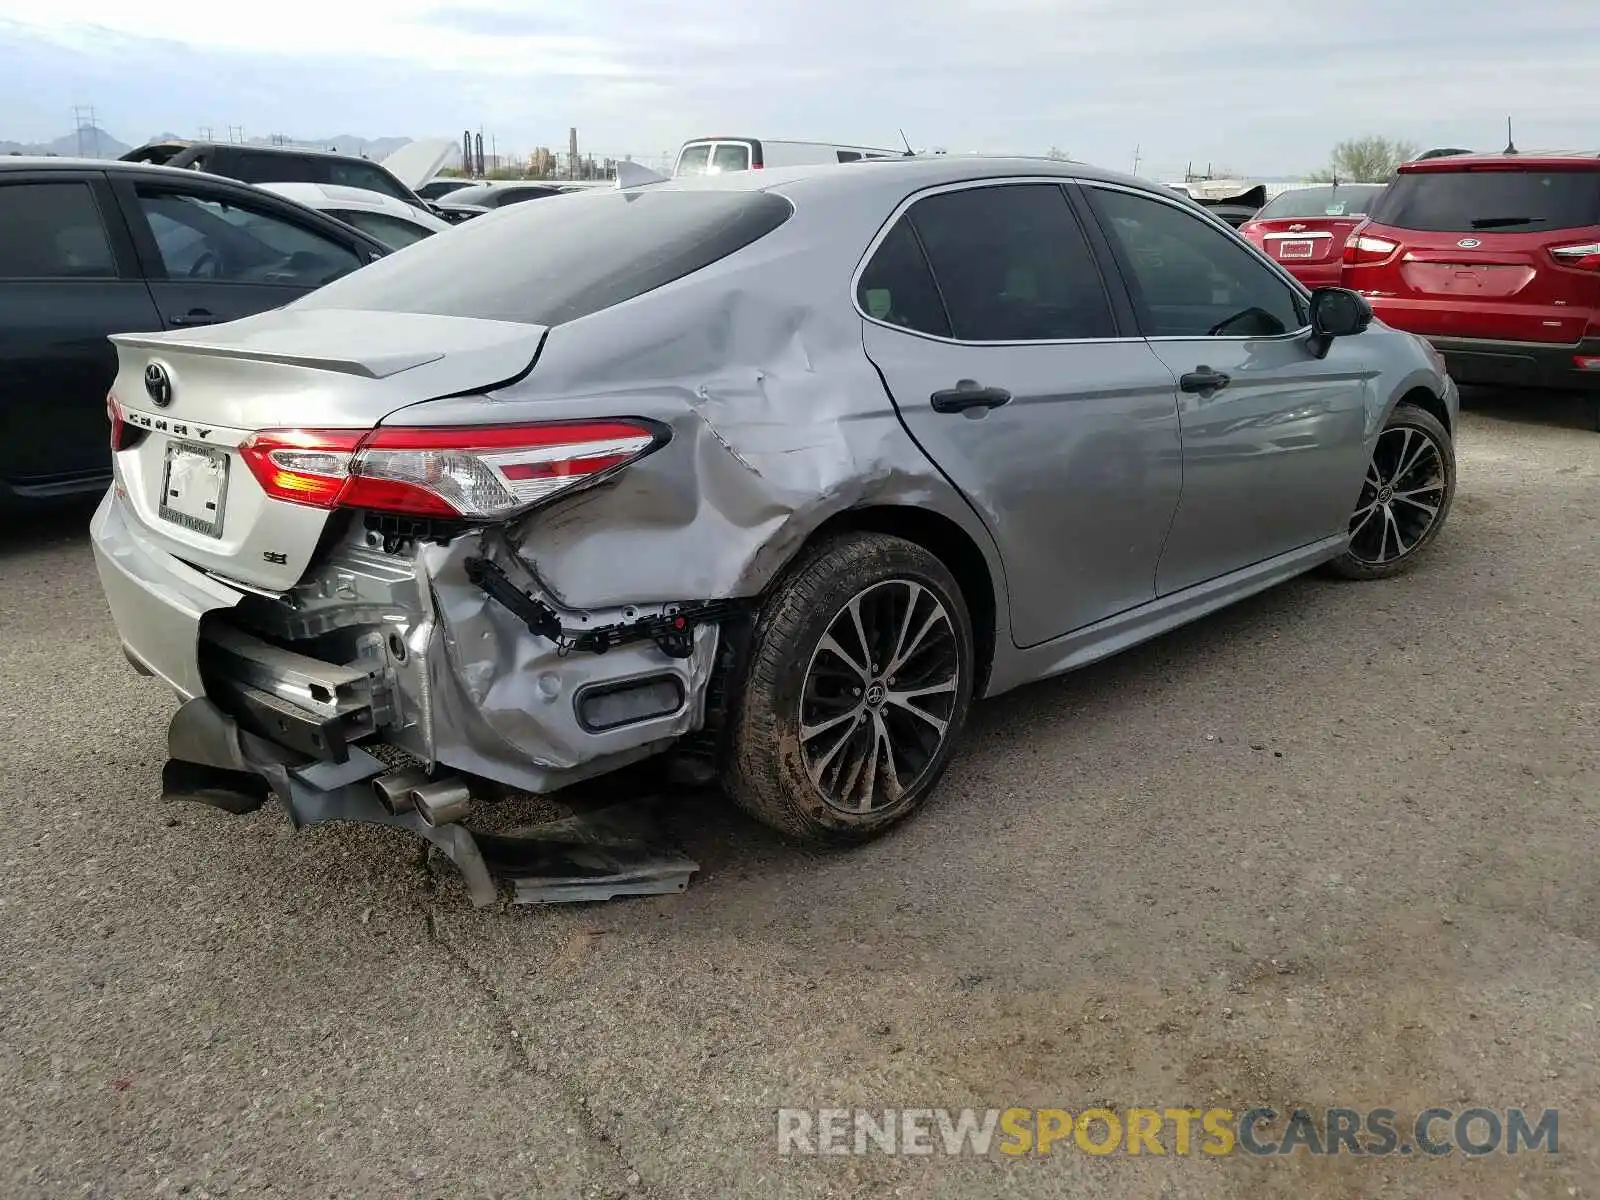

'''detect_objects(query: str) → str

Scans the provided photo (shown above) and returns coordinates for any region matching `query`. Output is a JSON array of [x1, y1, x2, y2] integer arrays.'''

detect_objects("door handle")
[[1179, 366, 1231, 394], [930, 380, 1013, 414], [170, 309, 218, 327]]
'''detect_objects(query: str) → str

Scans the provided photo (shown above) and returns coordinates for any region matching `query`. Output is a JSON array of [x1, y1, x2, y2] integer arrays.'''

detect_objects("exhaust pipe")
[[372, 766, 430, 814], [408, 778, 474, 827]]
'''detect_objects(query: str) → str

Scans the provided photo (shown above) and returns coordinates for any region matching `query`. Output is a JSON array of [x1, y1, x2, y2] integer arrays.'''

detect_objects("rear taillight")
[[239, 420, 664, 519], [1551, 242, 1600, 271], [107, 393, 139, 451], [1343, 234, 1398, 266]]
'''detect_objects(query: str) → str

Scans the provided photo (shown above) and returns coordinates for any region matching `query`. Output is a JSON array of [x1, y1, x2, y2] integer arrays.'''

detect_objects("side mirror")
[[1307, 287, 1373, 358]]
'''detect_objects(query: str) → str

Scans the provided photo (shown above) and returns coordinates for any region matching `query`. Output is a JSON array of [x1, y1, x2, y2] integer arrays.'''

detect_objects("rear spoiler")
[[1196, 184, 1267, 211], [109, 331, 441, 379]]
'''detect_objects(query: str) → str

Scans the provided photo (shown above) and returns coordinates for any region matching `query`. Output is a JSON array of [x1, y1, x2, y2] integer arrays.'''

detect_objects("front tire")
[[1325, 401, 1456, 580], [722, 532, 975, 843]]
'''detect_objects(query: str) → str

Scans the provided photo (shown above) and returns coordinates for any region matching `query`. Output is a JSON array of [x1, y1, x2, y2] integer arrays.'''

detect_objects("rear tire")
[[722, 532, 975, 843], [1325, 401, 1455, 580]]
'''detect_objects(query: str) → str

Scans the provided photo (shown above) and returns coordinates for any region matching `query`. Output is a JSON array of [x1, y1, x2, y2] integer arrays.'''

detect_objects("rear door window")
[[902, 183, 1117, 341], [323, 159, 414, 203], [0, 181, 117, 279], [224, 150, 323, 185], [676, 144, 712, 176], [1368, 169, 1600, 233], [295, 189, 793, 325], [136, 187, 367, 287], [710, 143, 751, 174]]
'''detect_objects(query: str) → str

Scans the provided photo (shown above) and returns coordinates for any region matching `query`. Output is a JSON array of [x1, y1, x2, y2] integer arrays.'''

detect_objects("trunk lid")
[[1346, 159, 1600, 344], [1353, 223, 1600, 342], [108, 307, 547, 592], [1244, 215, 1364, 267]]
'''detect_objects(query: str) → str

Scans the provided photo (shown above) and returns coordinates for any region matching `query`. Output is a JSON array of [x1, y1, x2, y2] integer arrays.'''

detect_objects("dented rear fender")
[[389, 246, 1010, 619]]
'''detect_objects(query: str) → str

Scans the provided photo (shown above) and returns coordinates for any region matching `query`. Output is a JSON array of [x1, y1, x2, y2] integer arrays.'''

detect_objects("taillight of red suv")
[[1343, 232, 1399, 266]]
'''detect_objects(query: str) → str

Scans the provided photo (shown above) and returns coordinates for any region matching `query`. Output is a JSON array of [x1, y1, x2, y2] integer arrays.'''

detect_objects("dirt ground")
[[1, 388, 1595, 1199]]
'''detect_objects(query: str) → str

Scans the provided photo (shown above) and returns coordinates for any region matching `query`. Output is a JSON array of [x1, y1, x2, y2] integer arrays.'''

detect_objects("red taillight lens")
[[1551, 242, 1600, 271], [107, 393, 139, 451], [1343, 234, 1398, 266], [238, 428, 364, 508], [239, 420, 663, 519]]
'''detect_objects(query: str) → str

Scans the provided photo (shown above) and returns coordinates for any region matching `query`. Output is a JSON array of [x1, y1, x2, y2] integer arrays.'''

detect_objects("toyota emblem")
[[144, 361, 174, 407]]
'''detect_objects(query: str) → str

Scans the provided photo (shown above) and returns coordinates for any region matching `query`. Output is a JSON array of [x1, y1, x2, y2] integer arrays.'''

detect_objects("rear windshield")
[[1257, 184, 1383, 220], [1368, 169, 1600, 233], [294, 189, 794, 326]]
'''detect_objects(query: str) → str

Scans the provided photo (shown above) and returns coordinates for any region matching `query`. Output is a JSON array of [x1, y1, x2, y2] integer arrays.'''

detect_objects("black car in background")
[[431, 181, 590, 223], [0, 158, 389, 508], [416, 178, 476, 201], [121, 140, 430, 211]]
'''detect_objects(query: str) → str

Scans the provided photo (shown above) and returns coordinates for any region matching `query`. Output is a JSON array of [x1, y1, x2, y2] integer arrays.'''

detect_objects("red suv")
[[1343, 153, 1600, 425], [1239, 183, 1385, 288]]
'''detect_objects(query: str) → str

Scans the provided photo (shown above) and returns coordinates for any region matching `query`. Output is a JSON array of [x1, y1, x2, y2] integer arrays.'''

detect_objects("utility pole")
[[198, 126, 215, 141], [228, 124, 244, 144], [72, 105, 100, 157], [1131, 143, 1142, 175]]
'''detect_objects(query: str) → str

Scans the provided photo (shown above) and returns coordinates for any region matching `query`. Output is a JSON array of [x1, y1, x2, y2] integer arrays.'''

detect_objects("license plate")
[[159, 441, 230, 538], [1278, 239, 1316, 259]]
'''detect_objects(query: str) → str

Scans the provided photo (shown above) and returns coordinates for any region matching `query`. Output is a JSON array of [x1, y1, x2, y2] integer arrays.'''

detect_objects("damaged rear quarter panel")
[[392, 180, 1007, 614]]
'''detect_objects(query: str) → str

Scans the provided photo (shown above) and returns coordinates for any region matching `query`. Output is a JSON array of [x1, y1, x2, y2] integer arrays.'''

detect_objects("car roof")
[[255, 180, 416, 212], [0, 155, 270, 183], [255, 182, 454, 233], [646, 154, 1182, 202], [1400, 151, 1600, 173], [127, 139, 380, 161]]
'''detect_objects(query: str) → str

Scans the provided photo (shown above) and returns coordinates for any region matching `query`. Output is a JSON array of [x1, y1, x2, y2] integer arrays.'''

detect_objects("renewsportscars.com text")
[[777, 1106, 1559, 1158]]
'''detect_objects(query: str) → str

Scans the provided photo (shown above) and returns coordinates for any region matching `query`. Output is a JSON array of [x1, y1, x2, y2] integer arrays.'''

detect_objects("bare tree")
[[1307, 136, 1419, 183]]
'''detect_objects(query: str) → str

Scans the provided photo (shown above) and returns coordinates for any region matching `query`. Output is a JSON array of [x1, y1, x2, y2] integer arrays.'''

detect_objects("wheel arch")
[[798, 505, 1000, 697], [1396, 384, 1451, 436]]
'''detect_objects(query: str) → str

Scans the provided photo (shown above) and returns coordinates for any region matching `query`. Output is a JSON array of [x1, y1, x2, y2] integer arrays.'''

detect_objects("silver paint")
[[91, 156, 1457, 797]]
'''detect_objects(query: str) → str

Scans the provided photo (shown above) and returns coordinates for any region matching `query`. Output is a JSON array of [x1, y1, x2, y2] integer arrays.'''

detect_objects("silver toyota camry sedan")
[[92, 156, 1458, 893]]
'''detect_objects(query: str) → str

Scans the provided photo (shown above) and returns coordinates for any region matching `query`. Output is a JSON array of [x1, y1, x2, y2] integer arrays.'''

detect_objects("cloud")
[[1, 0, 1597, 175]]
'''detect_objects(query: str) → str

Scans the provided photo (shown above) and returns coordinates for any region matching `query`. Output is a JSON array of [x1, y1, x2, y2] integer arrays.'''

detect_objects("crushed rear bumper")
[[91, 487, 725, 798]]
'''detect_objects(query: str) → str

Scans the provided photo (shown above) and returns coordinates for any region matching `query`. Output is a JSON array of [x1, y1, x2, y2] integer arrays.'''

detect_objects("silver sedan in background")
[[91, 156, 1457, 891]]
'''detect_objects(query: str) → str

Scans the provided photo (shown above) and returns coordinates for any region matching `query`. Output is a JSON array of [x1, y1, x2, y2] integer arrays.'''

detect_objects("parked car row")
[[0, 157, 393, 506], [0, 136, 629, 509], [1241, 152, 1600, 425]]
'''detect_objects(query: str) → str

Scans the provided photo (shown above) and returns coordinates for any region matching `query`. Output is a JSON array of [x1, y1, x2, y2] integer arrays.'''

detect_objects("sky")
[[1, 0, 1597, 178]]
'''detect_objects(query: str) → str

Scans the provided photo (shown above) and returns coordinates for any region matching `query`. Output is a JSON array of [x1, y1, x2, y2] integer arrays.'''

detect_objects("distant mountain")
[[0, 128, 412, 161], [0, 127, 132, 158]]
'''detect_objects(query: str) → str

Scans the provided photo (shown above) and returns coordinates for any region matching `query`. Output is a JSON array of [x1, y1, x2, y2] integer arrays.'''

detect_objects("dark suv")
[[0, 158, 388, 508], [121, 141, 429, 211], [1343, 152, 1600, 426]]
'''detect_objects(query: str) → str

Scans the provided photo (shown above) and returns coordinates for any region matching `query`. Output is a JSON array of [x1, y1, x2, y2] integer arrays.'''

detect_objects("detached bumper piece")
[[161, 697, 698, 907]]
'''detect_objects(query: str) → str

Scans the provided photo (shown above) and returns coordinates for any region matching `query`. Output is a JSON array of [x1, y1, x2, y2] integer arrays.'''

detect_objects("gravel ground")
[[1, 390, 1596, 1199]]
